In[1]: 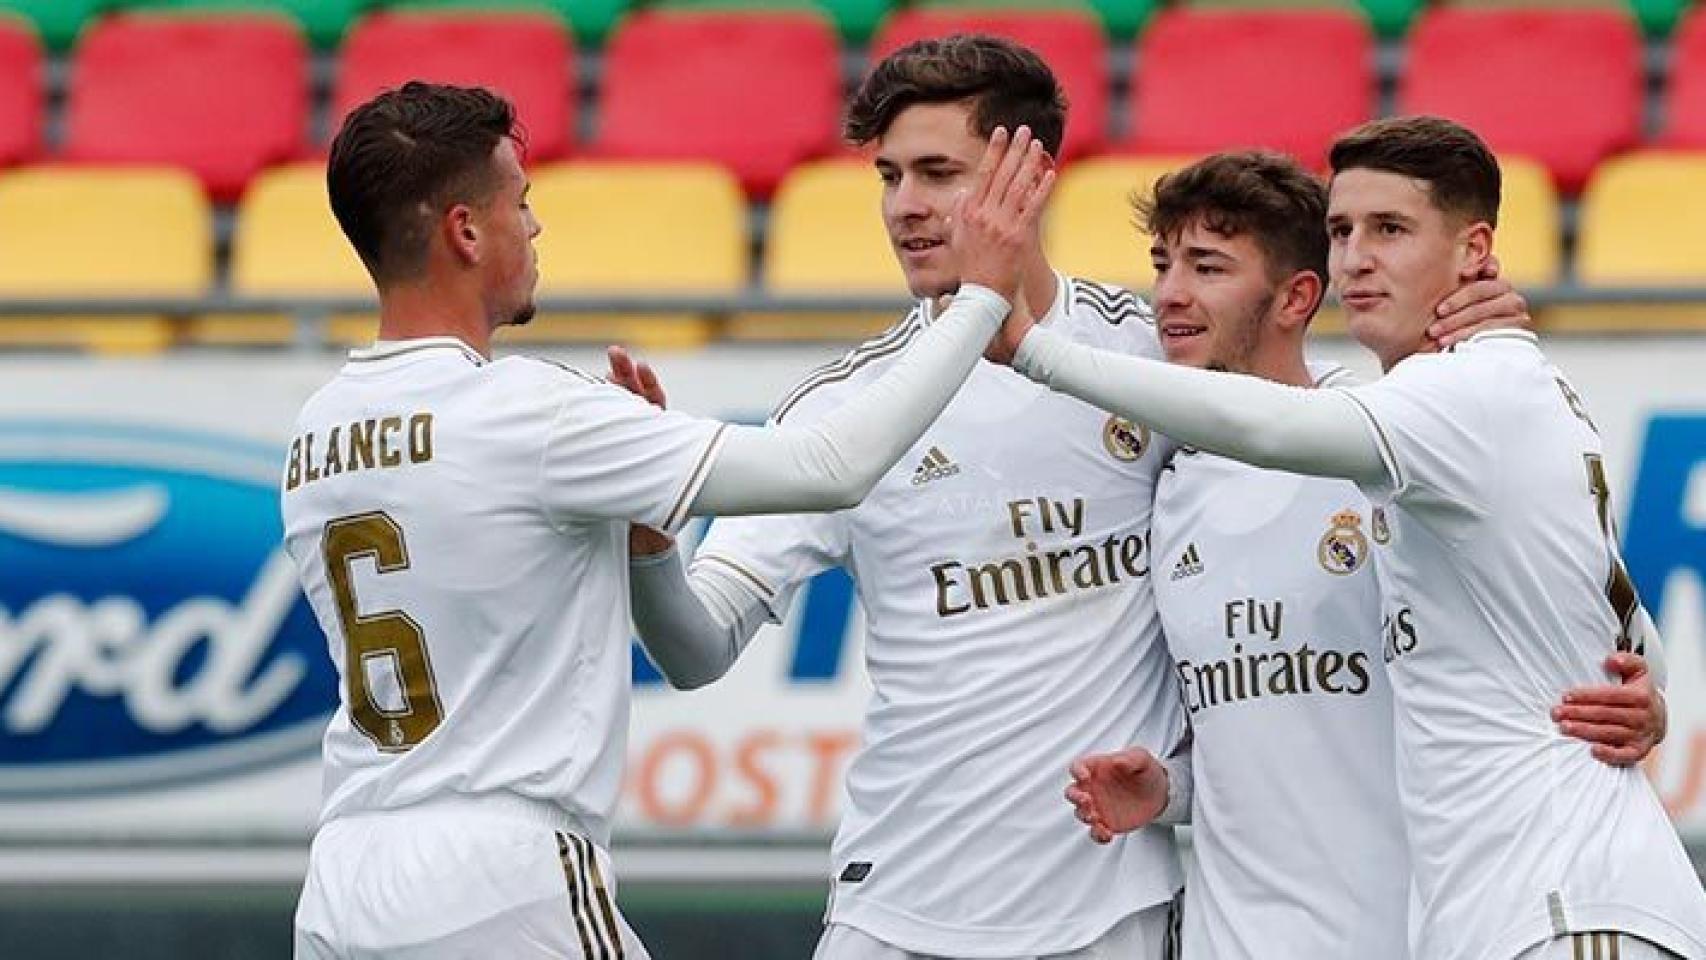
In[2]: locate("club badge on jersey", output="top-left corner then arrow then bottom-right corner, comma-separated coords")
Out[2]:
1102,415 -> 1149,462
1317,509 -> 1370,576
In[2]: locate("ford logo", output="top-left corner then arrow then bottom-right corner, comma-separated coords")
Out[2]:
0,422 -> 336,796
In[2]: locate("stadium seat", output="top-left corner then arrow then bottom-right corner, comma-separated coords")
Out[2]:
1492,156 -> 1562,288
117,0 -> 367,47
870,7 -> 1109,159
764,159 -> 895,293
386,0 -> 624,47
1446,0 -> 1690,37
1629,0 -> 1691,35
511,161 -> 746,346
656,0 -> 890,43
62,13 -> 308,203
921,0 -> 1157,42
1186,0 -> 1420,38
1663,7 -> 1706,145
0,19 -> 42,167
595,10 -> 840,197
188,162 -> 375,345
0,0 -> 103,51
1126,9 -> 1373,171
1575,152 -> 1706,286
0,166 -> 210,352
1044,155 -> 1192,291
1399,7 -> 1642,194
333,11 -> 574,160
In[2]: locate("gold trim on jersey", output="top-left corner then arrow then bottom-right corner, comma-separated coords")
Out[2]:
347,337 -> 485,366
1340,391 -> 1405,490
663,424 -> 730,532
695,553 -> 778,604
771,307 -> 926,423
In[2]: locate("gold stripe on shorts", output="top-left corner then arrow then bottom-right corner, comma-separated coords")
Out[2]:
568,833 -> 626,960
557,832 -> 603,960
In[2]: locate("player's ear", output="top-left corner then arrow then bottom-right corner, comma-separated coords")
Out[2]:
1458,221 -> 1494,280
445,204 -> 480,266
1276,268 -> 1325,332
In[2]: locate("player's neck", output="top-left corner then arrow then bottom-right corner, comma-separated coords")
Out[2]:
1247,334 -> 1315,388
374,283 -> 493,358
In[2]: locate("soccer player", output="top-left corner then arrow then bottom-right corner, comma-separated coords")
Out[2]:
282,81 -> 1052,959
996,118 -> 1706,959
1061,151 -> 1668,959
617,43 -> 1527,960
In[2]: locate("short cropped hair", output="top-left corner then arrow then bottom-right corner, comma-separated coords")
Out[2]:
1139,151 -> 1329,284
1328,115 -> 1502,226
844,35 -> 1068,158
327,81 -> 520,283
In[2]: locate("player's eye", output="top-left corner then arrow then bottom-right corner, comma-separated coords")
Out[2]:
1379,221 -> 1405,236
1196,263 -> 1224,276
878,170 -> 900,186
1328,223 -> 1351,240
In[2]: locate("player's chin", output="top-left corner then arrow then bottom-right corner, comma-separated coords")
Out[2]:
903,267 -> 957,301
509,303 -> 538,327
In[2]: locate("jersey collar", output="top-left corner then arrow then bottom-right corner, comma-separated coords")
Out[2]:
349,336 -> 487,366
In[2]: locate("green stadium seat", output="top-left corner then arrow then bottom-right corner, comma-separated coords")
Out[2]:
922,0 -> 1156,42
118,0 -> 368,47
656,0 -> 889,43
383,0 -> 624,45
1355,0 -> 1423,38
0,0 -> 105,51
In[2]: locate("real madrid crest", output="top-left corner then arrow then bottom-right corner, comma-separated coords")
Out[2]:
1318,509 -> 1369,576
1102,415 -> 1149,462
1371,506 -> 1391,545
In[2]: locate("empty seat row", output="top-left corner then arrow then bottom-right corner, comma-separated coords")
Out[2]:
0,153 -> 1697,302
7,6 -> 1706,199
3,0 -> 1699,51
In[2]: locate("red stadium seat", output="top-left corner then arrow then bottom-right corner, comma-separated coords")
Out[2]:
1125,8 -> 1373,170
595,10 -> 840,197
62,13 -> 308,202
333,11 -> 575,160
1400,7 -> 1642,193
0,19 -> 42,166
1663,7 -> 1706,146
870,8 -> 1109,159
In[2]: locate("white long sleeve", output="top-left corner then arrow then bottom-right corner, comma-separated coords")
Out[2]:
1013,324 -> 1390,487
688,285 -> 1008,517
628,543 -> 770,690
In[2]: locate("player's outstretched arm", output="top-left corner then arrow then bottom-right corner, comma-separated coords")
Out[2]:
629,542 -> 770,689
1554,650 -> 1668,767
687,127 -> 1055,517
1002,327 -> 1390,486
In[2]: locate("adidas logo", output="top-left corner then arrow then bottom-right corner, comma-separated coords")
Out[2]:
911,446 -> 961,486
1171,543 -> 1205,580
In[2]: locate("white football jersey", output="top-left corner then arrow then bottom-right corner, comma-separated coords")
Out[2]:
696,276 -> 1186,957
281,337 -> 725,846
1340,330 -> 1706,960
1153,367 -> 1409,960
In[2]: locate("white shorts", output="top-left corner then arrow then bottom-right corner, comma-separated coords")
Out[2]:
294,806 -> 648,960
812,896 -> 1181,960
1513,932 -> 1680,960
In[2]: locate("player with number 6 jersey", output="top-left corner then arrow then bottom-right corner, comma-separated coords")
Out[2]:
283,83 -> 1052,959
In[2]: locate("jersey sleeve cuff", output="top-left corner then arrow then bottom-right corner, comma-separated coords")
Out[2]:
661,423 -> 730,533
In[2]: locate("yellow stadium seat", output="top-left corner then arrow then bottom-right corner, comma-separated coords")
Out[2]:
1492,155 -> 1562,288
514,160 -> 748,349
1576,152 -> 1706,286
0,165 -> 210,352
196,161 -> 377,346
1045,156 -> 1194,293
746,158 -> 899,340
1552,151 -> 1706,330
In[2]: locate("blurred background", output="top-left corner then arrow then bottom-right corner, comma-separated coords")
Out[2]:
0,0 -> 1703,956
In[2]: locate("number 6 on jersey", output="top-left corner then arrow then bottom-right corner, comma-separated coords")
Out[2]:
322,512 -> 444,751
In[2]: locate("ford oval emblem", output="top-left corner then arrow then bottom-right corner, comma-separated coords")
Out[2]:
0,421 -> 336,796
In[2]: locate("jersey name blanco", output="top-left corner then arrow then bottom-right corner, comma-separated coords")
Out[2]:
1154,409 -> 1409,960
281,338 -> 724,846
1341,330 -> 1706,960
696,277 -> 1185,956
